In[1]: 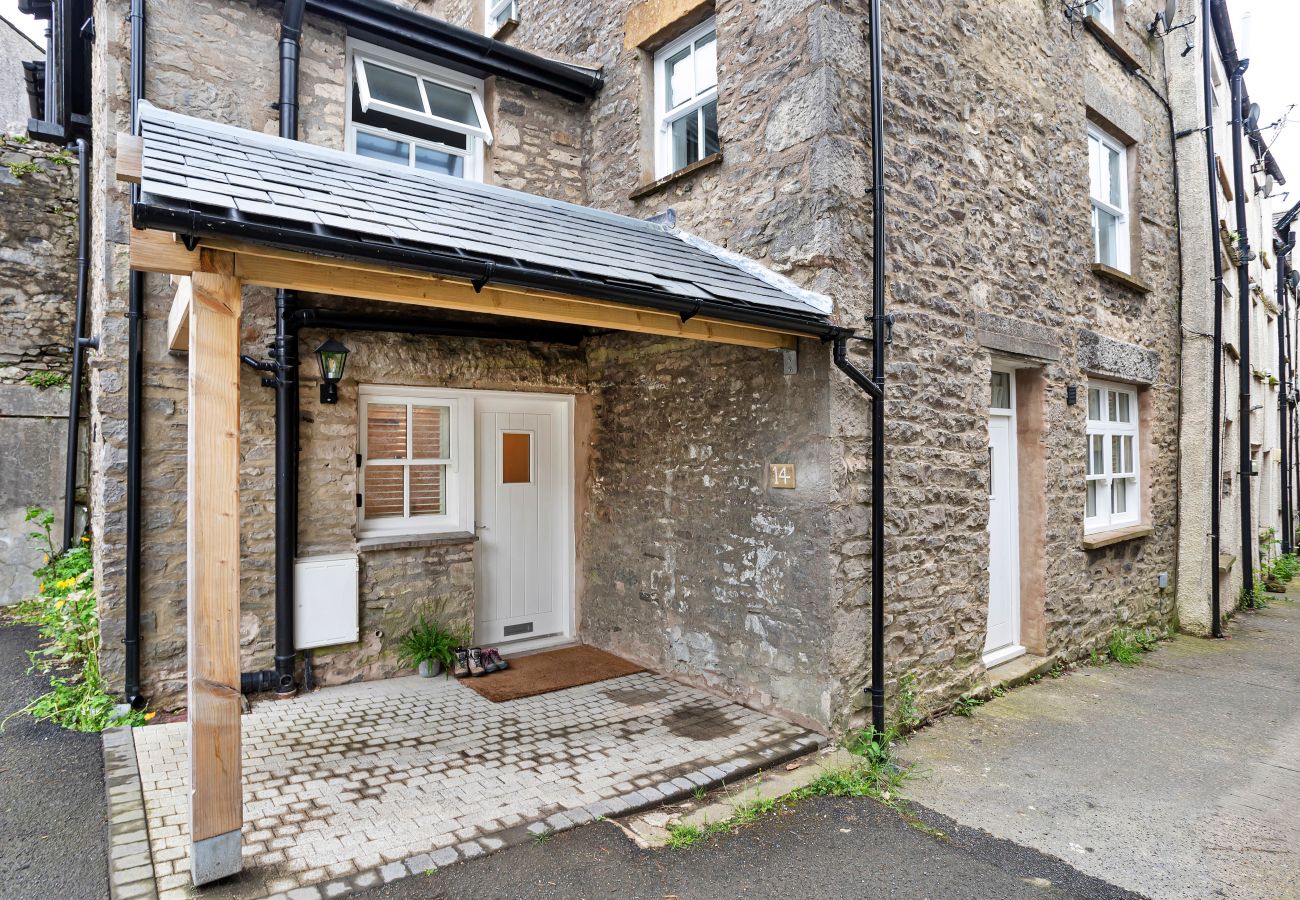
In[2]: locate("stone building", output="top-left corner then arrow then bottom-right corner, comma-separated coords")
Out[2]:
20,0 -> 1264,736
1171,0 -> 1295,635
0,13 -> 42,134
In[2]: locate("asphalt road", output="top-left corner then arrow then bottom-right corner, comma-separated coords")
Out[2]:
0,622 -> 110,900
356,794 -> 1135,900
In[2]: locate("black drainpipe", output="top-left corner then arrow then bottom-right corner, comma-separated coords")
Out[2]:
1277,232 -> 1295,553
1202,0 -> 1225,637
830,0 -> 889,737
62,136 -> 96,550
123,0 -> 146,708
243,0 -> 308,697
1228,60 -> 1254,600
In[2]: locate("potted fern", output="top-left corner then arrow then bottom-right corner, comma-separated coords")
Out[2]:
397,612 -> 463,677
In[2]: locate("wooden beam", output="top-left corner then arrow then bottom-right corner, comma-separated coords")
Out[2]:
186,269 -> 243,886
168,277 -> 192,352
115,132 -> 144,184
130,228 -> 200,274
130,230 -> 800,349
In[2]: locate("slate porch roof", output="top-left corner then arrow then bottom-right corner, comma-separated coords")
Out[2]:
131,102 -> 837,337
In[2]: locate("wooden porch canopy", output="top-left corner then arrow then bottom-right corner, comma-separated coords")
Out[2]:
116,102 -> 838,884
120,102 -> 837,352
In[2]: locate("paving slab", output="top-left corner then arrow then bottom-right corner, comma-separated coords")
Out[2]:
900,601 -> 1300,900
125,670 -> 818,898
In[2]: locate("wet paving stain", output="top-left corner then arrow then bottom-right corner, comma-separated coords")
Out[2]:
662,703 -> 742,740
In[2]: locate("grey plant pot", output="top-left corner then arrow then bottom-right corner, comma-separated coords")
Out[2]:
418,659 -> 442,678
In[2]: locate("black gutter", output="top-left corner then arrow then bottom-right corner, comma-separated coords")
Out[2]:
1202,0 -> 1225,637
61,136 -> 94,550
130,202 -> 836,340
123,0 -> 145,708
829,0 -> 888,737
1277,231 -> 1295,553
1229,60 -> 1255,601
289,309 -> 585,345
303,0 -> 602,103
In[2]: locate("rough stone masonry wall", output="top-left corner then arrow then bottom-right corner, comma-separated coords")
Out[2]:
0,137 -> 80,604
814,0 -> 1184,722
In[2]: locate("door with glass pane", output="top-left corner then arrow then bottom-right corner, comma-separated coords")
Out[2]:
985,369 -> 1024,667
473,395 -> 572,648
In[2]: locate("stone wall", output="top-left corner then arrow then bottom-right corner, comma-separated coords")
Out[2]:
0,137 -> 79,604
0,18 -> 41,135
85,0 -> 1188,728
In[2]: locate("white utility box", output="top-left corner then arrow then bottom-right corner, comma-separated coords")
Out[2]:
294,553 -> 359,650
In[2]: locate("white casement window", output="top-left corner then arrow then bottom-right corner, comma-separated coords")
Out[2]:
1088,125 -> 1131,272
346,40 -> 491,181
653,19 -> 719,178
358,387 -> 474,536
1085,0 -> 1116,29
1085,381 -> 1141,533
486,0 -> 519,35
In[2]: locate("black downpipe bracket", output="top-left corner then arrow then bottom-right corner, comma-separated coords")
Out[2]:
1202,0 -> 1225,637
1229,60 -> 1254,600
1278,234 -> 1294,554
62,136 -> 92,550
123,0 -> 146,709
829,0 -> 888,737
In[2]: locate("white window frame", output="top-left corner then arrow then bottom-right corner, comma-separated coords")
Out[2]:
1084,380 -> 1141,534
485,0 -> 519,35
357,385 -> 475,537
653,18 -> 719,179
345,39 -> 491,182
1085,0 -> 1116,30
1088,124 -> 1131,273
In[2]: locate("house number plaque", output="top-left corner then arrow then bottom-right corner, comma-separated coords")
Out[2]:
769,463 -> 796,489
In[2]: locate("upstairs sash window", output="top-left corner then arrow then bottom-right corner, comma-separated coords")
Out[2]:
1089,125 -> 1131,272
654,19 -> 720,178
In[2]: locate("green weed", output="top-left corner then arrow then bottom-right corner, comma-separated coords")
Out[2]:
2,508 -> 148,732
951,692 -> 983,717
891,672 -> 923,732
23,371 -> 67,390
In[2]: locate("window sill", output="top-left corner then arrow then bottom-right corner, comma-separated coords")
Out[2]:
492,18 -> 519,41
1092,263 -> 1151,294
1082,16 -> 1142,72
1082,523 -> 1153,550
630,151 -> 723,201
355,531 -> 478,553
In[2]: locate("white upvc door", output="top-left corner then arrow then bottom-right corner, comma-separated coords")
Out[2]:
473,394 -> 573,649
985,369 -> 1024,668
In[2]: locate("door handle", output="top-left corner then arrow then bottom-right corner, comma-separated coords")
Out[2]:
475,523 -> 488,530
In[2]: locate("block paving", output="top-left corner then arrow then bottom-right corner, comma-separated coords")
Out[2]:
121,672 -> 821,899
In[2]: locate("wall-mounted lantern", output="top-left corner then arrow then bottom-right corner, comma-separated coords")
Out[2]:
315,338 -> 350,404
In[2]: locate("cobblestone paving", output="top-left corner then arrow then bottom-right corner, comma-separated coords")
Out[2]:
131,672 -> 816,898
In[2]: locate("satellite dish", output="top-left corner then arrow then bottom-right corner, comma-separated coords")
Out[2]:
1266,174 -> 1276,197
1164,0 -> 1178,25
1246,103 -> 1262,134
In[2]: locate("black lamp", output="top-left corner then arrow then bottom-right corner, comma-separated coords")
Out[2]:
315,338 -> 350,404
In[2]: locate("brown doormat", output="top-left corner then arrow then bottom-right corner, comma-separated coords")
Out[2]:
459,645 -> 644,702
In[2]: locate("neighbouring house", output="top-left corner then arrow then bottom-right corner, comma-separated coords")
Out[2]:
1172,0 -> 1295,634
0,11 -> 83,605
13,0 -> 1300,883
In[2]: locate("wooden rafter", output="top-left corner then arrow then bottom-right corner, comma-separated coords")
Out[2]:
128,228 -> 799,350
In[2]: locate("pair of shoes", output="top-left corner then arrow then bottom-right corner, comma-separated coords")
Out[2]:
453,646 -> 509,678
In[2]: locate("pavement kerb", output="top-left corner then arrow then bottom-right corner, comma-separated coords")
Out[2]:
102,725 -> 159,900
617,746 -> 859,848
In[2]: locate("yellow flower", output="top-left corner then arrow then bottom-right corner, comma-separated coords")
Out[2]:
144,711 -> 157,721
43,554 -> 48,564
39,581 -> 44,593
55,599 -> 64,609
80,536 -> 89,543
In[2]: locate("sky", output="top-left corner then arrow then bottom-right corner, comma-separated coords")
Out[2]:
0,0 -> 1295,186
0,0 -> 41,44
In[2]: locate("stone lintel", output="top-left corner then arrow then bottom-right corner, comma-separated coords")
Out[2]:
975,312 -> 1060,363
1084,74 -> 1147,145
0,383 -> 70,418
624,0 -> 713,49
1078,329 -> 1160,385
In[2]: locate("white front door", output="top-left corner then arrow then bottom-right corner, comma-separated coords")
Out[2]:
473,395 -> 572,648
985,369 -> 1024,668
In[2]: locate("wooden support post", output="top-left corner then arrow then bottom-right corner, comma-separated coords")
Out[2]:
186,256 -> 243,886
168,276 -> 192,352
